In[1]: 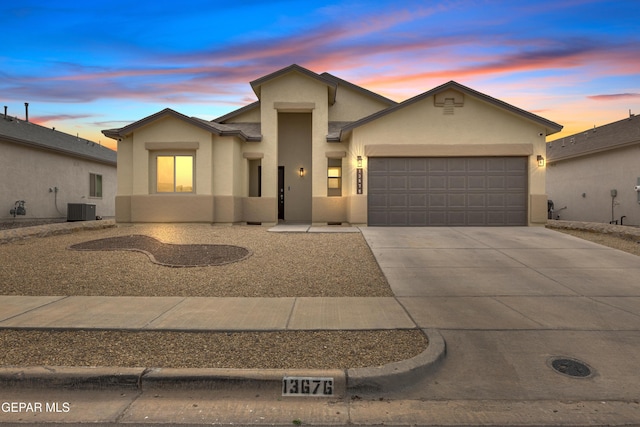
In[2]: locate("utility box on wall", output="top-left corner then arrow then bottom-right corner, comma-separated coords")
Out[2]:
67,203 -> 96,221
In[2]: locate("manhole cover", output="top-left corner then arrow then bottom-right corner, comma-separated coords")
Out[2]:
550,357 -> 592,377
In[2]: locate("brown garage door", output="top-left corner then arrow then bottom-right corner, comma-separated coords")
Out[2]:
368,157 -> 528,226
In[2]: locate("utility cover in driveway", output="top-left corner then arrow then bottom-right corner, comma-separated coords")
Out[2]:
368,157 -> 528,226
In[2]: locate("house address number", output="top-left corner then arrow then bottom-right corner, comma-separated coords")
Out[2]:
282,377 -> 334,396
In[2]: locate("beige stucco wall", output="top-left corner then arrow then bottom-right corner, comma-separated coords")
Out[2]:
116,114 -> 246,223
547,144 -> 640,226
259,71 -> 330,223
1,140 -> 116,219
328,84 -> 392,121
349,92 -> 549,225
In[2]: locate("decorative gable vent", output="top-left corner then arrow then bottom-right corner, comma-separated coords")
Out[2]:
434,89 -> 464,116
443,98 -> 455,115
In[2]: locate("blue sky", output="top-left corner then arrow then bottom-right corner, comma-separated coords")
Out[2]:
2,0 -> 639,151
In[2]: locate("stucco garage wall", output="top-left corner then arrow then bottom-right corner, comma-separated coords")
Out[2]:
349,93 -> 548,225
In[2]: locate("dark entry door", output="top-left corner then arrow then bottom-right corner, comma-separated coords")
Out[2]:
278,166 -> 285,220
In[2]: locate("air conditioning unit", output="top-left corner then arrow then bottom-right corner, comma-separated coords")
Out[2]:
67,203 -> 96,222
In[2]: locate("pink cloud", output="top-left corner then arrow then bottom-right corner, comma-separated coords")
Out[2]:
588,93 -> 640,101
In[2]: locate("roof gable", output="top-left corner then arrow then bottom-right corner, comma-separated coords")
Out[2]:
249,64 -> 337,104
0,115 -> 116,165
102,108 -> 261,141
338,81 -> 563,141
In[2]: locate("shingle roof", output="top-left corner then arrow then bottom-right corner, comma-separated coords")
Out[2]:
0,115 -> 116,165
547,114 -> 640,163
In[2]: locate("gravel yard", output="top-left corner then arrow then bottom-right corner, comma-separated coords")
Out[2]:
0,224 -> 391,297
0,223 -> 421,369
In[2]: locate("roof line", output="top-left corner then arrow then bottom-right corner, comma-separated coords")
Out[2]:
3,133 -> 116,166
102,108 -> 259,141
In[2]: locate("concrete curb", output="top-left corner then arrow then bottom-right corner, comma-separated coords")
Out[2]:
0,330 -> 445,395
347,328 -> 446,392
0,219 -> 116,244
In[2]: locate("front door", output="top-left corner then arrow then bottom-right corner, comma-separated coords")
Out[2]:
278,166 -> 285,220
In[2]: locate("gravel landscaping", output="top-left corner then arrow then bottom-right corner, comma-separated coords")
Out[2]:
0,329 -> 427,369
0,223 -> 420,369
0,224 -> 391,297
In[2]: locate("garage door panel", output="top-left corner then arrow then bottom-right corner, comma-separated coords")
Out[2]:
507,175 -> 526,190
429,194 -> 446,208
429,158 -> 448,172
487,176 -> 506,190
368,194 -> 388,209
448,194 -> 466,208
409,158 -> 427,172
448,158 -> 466,172
368,157 -> 527,226
369,175 -> 389,191
429,176 -> 447,189
388,158 -> 407,172
448,176 -> 466,190
468,211 -> 487,225
410,194 -> 427,208
409,176 -> 427,190
468,194 -> 486,208
468,176 -> 486,189
487,194 -> 506,208
389,194 -> 408,208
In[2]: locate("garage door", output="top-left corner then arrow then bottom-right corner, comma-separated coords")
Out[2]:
368,157 -> 528,226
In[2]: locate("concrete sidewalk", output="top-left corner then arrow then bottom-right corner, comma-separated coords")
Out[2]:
0,296 -> 416,331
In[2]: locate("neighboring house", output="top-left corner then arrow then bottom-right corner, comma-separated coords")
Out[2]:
1,109 -> 117,220
546,114 -> 640,226
103,64 -> 561,226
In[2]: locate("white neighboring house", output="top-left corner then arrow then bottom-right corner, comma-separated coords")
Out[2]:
0,110 -> 116,221
546,114 -> 640,226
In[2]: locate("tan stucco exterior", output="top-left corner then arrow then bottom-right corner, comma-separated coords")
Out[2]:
104,64 -> 561,226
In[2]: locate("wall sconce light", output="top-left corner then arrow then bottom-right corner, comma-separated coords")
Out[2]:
299,167 -> 305,177
357,155 -> 363,168
537,155 -> 545,167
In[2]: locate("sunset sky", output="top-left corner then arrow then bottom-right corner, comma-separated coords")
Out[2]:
2,0 -> 639,151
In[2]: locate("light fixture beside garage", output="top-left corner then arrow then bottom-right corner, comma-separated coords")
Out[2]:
299,167 -> 305,177
357,155 -> 363,168
537,155 -> 545,167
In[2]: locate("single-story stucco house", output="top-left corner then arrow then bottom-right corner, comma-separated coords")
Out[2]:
1,106 -> 116,220
103,64 -> 562,226
546,114 -> 640,226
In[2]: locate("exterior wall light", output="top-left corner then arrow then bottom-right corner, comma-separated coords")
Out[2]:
299,167 -> 305,177
537,155 -> 545,167
357,155 -> 363,168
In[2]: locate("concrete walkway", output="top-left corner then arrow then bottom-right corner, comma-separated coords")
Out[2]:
0,296 -> 415,331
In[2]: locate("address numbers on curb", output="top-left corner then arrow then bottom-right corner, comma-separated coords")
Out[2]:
282,377 -> 334,396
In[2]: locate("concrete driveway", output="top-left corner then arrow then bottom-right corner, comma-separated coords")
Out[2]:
360,227 -> 640,403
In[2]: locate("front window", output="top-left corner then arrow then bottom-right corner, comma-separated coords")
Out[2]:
327,158 -> 342,197
156,155 -> 194,193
